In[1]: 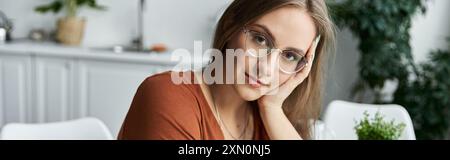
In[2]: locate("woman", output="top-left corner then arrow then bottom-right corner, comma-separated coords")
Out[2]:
118,0 -> 335,140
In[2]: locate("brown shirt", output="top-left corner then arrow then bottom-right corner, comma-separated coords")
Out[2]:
118,71 -> 269,140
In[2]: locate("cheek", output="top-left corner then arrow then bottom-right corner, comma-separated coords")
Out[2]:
230,33 -> 255,73
277,74 -> 292,86
233,53 -> 245,71
234,56 -> 259,86
227,32 -> 246,50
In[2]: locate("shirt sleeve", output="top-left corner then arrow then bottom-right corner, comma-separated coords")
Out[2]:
118,73 -> 202,140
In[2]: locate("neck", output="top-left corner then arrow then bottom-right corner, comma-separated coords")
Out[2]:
210,84 -> 249,117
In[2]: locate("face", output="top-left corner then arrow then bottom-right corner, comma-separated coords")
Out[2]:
227,6 -> 318,101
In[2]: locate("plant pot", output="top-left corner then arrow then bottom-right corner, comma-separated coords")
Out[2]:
56,17 -> 85,46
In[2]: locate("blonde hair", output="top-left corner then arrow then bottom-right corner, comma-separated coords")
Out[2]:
212,0 -> 336,139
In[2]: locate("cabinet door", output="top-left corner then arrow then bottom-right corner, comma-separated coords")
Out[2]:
35,57 -> 74,123
76,60 -> 171,136
0,54 -> 32,127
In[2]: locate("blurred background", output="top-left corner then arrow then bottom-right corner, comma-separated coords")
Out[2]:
0,0 -> 448,140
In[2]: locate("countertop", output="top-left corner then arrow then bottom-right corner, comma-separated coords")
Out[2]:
0,41 -> 208,66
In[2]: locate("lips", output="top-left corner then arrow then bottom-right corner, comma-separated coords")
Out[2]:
245,72 -> 269,88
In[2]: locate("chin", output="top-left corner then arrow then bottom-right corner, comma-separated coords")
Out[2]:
233,84 -> 264,101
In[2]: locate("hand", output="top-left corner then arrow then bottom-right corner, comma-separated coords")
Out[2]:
258,35 -> 321,109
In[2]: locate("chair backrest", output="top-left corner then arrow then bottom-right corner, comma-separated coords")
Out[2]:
0,117 -> 114,140
323,100 -> 416,140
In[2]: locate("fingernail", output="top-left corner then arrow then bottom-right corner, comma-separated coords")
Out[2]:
315,35 -> 321,45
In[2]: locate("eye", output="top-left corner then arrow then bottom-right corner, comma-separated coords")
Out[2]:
251,32 -> 268,47
281,51 -> 302,62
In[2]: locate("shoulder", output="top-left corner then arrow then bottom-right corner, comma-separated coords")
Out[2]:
137,71 -> 200,108
119,71 -> 204,139
141,71 -> 197,92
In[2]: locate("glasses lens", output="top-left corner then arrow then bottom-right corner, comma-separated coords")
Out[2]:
279,51 -> 307,73
243,27 -> 308,74
245,30 -> 270,57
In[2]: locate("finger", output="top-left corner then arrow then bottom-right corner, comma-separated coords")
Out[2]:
280,76 -> 299,94
266,75 -> 296,97
310,35 -> 320,63
270,35 -> 321,95
292,35 -> 321,84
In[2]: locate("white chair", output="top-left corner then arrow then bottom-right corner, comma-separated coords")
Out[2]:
322,100 -> 416,140
0,117 -> 114,140
311,120 -> 337,140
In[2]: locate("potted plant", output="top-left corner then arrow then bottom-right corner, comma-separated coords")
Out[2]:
35,0 -> 106,45
354,111 -> 406,140
328,0 -> 428,103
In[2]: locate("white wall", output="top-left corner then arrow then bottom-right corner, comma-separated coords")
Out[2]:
323,28 -> 360,110
410,0 -> 450,63
0,0 -> 231,50
143,0 -> 231,51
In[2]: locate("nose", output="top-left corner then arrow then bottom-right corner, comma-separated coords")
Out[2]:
256,49 -> 279,78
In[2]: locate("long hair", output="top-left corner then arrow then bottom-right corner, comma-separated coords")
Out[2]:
212,0 -> 336,139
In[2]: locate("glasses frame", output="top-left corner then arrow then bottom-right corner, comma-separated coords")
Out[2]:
242,26 -> 314,74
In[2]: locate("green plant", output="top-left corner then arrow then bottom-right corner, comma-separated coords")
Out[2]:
35,0 -> 106,17
393,43 -> 450,139
328,0 -> 427,103
355,111 -> 406,140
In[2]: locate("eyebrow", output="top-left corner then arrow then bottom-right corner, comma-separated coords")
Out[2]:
252,23 -> 306,56
252,23 -> 277,44
285,47 -> 306,56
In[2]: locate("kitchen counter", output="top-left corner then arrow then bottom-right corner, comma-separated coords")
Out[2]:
0,41 -> 208,66
0,41 -> 209,134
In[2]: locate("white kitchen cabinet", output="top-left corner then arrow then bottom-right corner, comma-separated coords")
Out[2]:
34,57 -> 74,123
0,42 -> 204,137
0,53 -> 32,128
76,60 -> 171,135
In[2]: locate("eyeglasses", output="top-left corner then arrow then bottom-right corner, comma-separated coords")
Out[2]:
243,25 -> 312,74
